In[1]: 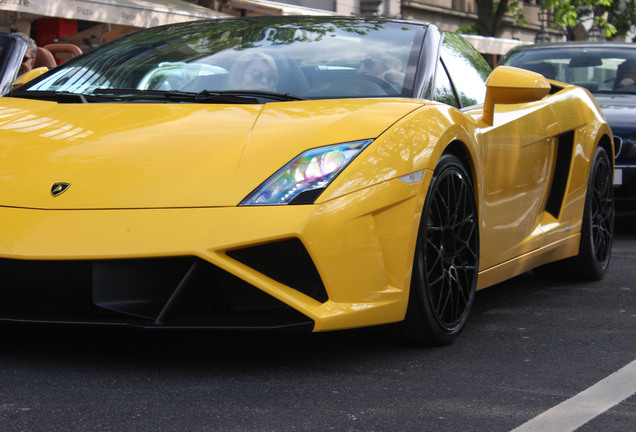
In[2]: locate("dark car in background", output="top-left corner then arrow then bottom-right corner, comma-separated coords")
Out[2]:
501,42 -> 636,215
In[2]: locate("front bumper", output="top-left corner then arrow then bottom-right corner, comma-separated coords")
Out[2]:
0,176 -> 428,331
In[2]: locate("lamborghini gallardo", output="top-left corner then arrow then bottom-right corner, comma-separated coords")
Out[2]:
1,17 -> 614,345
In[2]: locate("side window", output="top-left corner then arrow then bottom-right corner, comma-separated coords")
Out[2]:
433,59 -> 459,108
440,33 -> 491,107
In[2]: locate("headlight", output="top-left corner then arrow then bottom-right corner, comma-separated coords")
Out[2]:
240,139 -> 373,206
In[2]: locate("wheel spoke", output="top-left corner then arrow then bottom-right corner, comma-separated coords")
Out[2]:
423,167 -> 478,330
436,277 -> 451,320
590,156 -> 614,266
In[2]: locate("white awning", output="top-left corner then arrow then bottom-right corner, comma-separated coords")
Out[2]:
0,0 -> 229,28
461,34 -> 532,56
228,0 -> 341,16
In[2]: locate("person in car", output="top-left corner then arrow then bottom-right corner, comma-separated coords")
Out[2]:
357,51 -> 405,89
14,32 -> 37,76
227,52 -> 279,92
616,59 -> 636,89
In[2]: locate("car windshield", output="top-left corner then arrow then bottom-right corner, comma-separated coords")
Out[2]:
503,46 -> 636,94
16,17 -> 424,101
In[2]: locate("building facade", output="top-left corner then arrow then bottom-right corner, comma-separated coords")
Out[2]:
0,0 -> 585,57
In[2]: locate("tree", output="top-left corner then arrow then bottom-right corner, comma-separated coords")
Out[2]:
474,0 -> 510,37
602,0 -> 636,39
541,0 -> 636,40
469,0 -> 526,37
469,0 -> 634,40
196,0 -> 223,11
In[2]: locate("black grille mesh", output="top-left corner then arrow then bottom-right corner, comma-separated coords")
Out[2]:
0,257 -> 312,329
226,239 -> 329,303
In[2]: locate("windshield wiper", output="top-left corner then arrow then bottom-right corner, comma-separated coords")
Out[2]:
92,89 -> 304,103
8,90 -> 111,103
91,88 -> 250,103
8,88 -> 305,104
208,90 -> 305,102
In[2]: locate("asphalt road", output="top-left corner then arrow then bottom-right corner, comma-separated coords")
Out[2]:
0,219 -> 634,432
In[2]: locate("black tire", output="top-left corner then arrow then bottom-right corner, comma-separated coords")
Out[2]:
534,146 -> 614,280
391,154 -> 479,346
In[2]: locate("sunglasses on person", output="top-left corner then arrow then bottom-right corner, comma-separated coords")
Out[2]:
361,58 -> 376,69
249,68 -> 277,83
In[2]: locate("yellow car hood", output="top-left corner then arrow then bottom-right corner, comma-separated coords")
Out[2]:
0,98 -> 421,209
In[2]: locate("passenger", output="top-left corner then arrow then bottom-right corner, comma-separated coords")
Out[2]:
14,31 -> 37,76
357,51 -> 405,89
227,52 -> 279,92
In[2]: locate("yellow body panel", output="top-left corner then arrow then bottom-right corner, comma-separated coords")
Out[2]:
0,98 -> 421,209
0,73 -> 612,331
0,179 -> 425,331
473,84 -> 612,288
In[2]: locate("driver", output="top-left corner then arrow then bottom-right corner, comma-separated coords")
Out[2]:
357,51 -> 405,89
227,52 -> 279,92
616,59 -> 636,89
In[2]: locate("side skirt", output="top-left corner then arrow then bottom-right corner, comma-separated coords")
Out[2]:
476,234 -> 580,290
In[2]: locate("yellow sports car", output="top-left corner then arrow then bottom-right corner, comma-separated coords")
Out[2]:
2,17 -> 614,345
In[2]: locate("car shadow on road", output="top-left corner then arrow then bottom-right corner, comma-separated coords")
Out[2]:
0,273 -> 566,369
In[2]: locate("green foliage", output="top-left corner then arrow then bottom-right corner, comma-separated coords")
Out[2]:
507,0 -> 527,26
478,0 -> 633,40
457,23 -> 478,34
599,0 -> 635,40
540,0 -> 635,40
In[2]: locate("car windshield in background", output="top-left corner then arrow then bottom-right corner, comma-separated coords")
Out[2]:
504,46 -> 636,94
15,18 -> 424,101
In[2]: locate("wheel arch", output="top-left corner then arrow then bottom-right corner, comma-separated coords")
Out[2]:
441,140 -> 480,212
443,141 -> 475,184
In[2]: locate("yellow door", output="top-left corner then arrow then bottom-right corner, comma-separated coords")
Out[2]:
477,102 -> 558,269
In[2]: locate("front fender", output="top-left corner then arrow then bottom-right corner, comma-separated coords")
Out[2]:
319,103 -> 480,203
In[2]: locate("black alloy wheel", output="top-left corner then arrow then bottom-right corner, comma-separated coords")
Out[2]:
589,148 -> 614,270
577,146 -> 614,279
392,154 -> 479,346
534,145 -> 614,280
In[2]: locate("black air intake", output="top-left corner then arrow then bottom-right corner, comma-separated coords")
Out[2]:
226,238 -> 329,303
